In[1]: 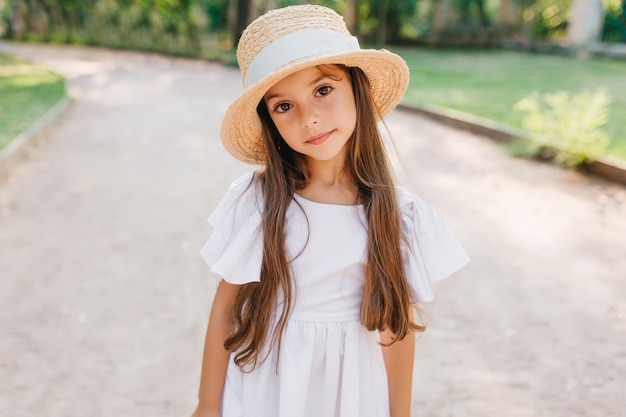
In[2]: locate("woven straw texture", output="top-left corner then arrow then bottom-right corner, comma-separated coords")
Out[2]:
221,4 -> 409,165
237,6 -> 351,82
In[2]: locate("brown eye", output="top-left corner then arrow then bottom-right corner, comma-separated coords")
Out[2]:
316,86 -> 332,96
274,103 -> 292,113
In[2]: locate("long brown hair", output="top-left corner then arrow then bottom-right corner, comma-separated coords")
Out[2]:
224,65 -> 424,370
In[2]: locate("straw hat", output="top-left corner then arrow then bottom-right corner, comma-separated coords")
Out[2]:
221,4 -> 409,164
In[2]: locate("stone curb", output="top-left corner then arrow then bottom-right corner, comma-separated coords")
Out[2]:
397,102 -> 626,186
0,96 -> 71,183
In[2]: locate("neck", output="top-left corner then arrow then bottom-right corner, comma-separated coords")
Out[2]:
307,158 -> 345,186
301,154 -> 358,205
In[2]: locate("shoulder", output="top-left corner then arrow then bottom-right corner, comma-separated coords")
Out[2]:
208,171 -> 263,227
225,171 -> 261,198
201,171 -> 265,284
394,186 -> 469,300
395,186 -> 443,235
395,186 -> 429,211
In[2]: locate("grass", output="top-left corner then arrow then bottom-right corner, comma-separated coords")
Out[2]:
389,47 -> 626,160
0,54 -> 65,151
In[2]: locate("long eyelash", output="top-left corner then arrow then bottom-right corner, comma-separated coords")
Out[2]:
272,103 -> 287,113
318,85 -> 333,95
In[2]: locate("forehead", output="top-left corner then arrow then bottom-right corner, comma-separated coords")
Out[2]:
264,65 -> 343,98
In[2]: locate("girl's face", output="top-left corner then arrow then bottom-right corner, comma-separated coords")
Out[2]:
264,65 -> 357,164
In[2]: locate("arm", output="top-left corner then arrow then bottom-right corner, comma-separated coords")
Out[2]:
380,309 -> 416,417
191,280 -> 241,417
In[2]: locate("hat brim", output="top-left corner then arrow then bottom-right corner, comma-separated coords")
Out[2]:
220,48 -> 409,165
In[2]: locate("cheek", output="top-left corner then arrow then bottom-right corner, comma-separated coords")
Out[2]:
269,113 -> 287,133
333,85 -> 357,125
270,116 -> 299,146
272,118 -> 291,137
343,98 -> 357,133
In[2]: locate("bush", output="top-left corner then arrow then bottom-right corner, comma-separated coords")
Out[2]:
602,0 -> 626,43
1,0 -> 213,55
513,90 -> 612,167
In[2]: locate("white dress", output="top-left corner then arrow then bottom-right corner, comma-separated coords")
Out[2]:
201,172 -> 469,417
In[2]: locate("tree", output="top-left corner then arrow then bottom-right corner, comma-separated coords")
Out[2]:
567,0 -> 604,55
264,0 -> 276,12
375,0 -> 389,46
181,0 -> 201,51
343,0 -> 358,35
230,0 -> 252,46
371,0 -> 418,44
498,0 -> 521,37
474,0 -> 489,27
431,0 -> 454,34
8,0 -> 25,37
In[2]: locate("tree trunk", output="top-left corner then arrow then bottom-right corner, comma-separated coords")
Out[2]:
9,0 -> 25,38
620,0 -> 626,34
344,0 -> 359,35
431,0 -> 453,34
376,0 -> 389,46
474,0 -> 489,27
567,0 -> 604,57
387,8 -> 402,42
264,0 -> 277,12
498,0 -> 519,23
248,1 -> 260,22
498,0 -> 520,37
457,0 -> 471,24
520,6 -> 536,48
231,0 -> 252,47
181,0 -> 201,51
42,0 -> 66,37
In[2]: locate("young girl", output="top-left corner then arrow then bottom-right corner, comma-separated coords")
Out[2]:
191,5 -> 468,417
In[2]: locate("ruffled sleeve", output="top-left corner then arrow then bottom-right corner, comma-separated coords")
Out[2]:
200,172 -> 264,284
397,187 -> 469,302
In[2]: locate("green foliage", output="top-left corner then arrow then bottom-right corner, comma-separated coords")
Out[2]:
532,0 -> 571,40
514,90 -> 612,166
1,0 -> 224,55
347,0 -> 421,42
5,0 -> 623,49
395,47 -> 626,160
524,0 -> 626,42
454,0 -> 490,25
0,54 -> 65,150
201,0 -> 228,31
602,0 -> 626,43
0,0 -> 8,36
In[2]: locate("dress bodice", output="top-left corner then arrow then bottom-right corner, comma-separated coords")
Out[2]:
285,194 -> 367,322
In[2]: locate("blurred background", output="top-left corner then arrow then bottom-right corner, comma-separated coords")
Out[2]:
1,2 -> 625,417
1,0 -> 625,165
1,0 -> 625,52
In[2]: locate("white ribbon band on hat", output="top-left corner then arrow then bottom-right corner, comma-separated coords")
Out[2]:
243,29 -> 361,89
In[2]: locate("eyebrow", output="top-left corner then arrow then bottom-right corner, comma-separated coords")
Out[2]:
265,75 -> 331,102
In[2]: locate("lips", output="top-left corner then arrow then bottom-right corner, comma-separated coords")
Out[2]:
306,130 -> 334,145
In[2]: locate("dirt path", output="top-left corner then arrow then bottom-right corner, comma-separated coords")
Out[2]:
0,42 -> 624,417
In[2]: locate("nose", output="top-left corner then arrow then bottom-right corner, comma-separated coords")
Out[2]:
299,105 -> 319,128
